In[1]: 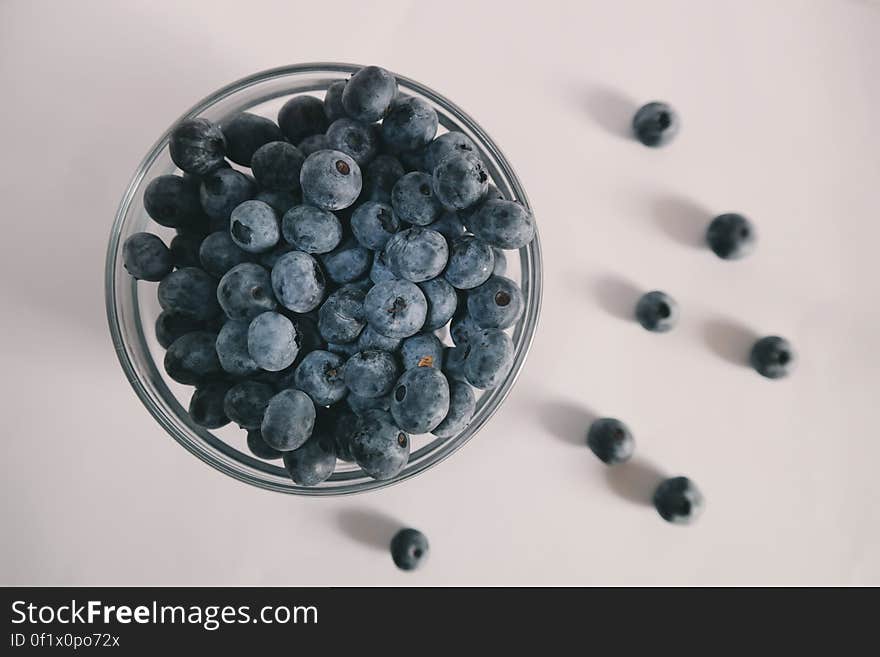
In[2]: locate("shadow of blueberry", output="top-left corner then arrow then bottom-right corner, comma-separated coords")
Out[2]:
336,508 -> 401,552
577,84 -> 639,140
651,195 -> 711,249
593,275 -> 642,322
702,317 -> 759,367
539,400 -> 597,447
604,458 -> 667,507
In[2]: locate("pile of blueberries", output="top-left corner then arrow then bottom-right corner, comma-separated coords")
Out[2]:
122,65 -> 536,489
583,102 -> 797,525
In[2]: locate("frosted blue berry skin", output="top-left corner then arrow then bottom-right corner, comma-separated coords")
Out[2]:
442,344 -> 469,383
632,102 -> 679,147
198,231 -> 252,278
344,350 -> 400,399
463,328 -> 514,390
444,236 -> 495,290
400,333 -> 444,370
323,80 -> 347,123
470,199 -> 536,249
360,154 -> 405,204
432,380 -> 476,438
350,409 -> 410,480
283,432 -> 337,486
459,183 -> 505,226
381,96 -> 438,153
229,200 -> 280,254
384,227 -> 449,283
293,350 -> 347,406
169,232 -> 205,269
223,380 -> 275,429
169,117 -> 227,175
369,250 -> 396,285
390,366 -> 450,434
426,211 -> 468,242
199,168 -> 255,222
467,276 -> 524,330
247,429 -> 283,460
271,251 -> 326,313
300,150 -> 362,212
297,134 -> 330,157
706,213 -> 756,260
281,205 -> 342,255
342,66 -> 398,123
326,118 -> 379,166
261,389 -> 315,452
391,172 -> 444,226
390,528 -> 429,571
419,278 -> 457,331
364,279 -> 428,339
144,174 -> 204,230
432,152 -> 488,211
123,232 -> 173,281
216,263 -> 276,321
215,319 -> 260,377
320,236 -> 372,284
164,331 -> 222,385
653,477 -> 703,524
635,291 -> 679,333
189,381 -> 232,429
351,201 -> 399,250
158,267 -> 221,321
424,132 -> 478,173
247,311 -> 299,372
357,325 -> 403,353
347,392 -> 392,416
155,311 -> 204,349
750,336 -> 795,379
587,418 -> 635,464
318,285 -> 367,344
251,141 -> 306,192
221,112 -> 282,167
278,95 -> 327,143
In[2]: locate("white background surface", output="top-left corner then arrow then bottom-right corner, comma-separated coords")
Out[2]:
2,0 -> 878,586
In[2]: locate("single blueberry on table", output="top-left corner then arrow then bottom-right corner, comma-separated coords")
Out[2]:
344,350 -> 400,399
358,324 -> 402,353
426,211 -> 467,242
750,336 -> 795,379
470,199 -> 536,250
467,275 -> 524,330
199,168 -> 255,222
653,476 -> 703,524
419,278 -> 457,331
300,149 -> 362,211
432,151 -> 488,211
283,432 -> 337,486
297,133 -> 330,157
350,409 -> 410,480
342,66 -> 398,123
635,291 -> 678,332
323,80 -> 347,123
351,201 -> 399,250
348,392 -> 393,416
250,141 -> 306,192
318,285 -> 367,344
215,319 -> 260,376
491,247 -> 507,276
169,231 -> 205,269
216,262 -> 276,321
158,267 -> 220,320
391,366 -> 450,434
123,232 -> 173,281
390,528 -> 429,571
586,418 -> 635,464
632,102 -> 679,147
188,381 -> 232,429
464,328 -> 514,389
221,112 -> 282,166
364,279 -> 427,339
706,213 -> 756,260
319,235 -> 372,284
169,117 -> 227,175
400,333 -> 444,370
198,231 -> 252,278
444,236 -> 495,290
248,311 -> 299,372
277,95 -> 328,144
155,311 -> 204,349
164,331 -> 222,385
261,388 -> 316,451
144,174 -> 204,230
369,250 -> 397,285
293,350 -> 347,406
271,251 -> 325,313
223,380 -> 275,429
432,380 -> 476,438
384,227 -> 449,283
381,96 -> 439,153
392,171 -> 444,226
281,204 -> 342,255
247,429 -> 283,460
424,132 -> 478,173
326,118 -> 379,166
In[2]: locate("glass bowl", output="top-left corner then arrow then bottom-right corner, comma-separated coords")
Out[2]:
105,63 -> 543,495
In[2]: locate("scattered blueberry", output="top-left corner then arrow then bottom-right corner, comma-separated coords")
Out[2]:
653,476 -> 703,524
586,418 -> 635,464
400,333 -> 444,370
300,149 -> 362,211
158,267 -> 220,320
344,350 -> 400,398
199,168 -> 255,222
281,204 -> 342,255
390,528 -> 429,571
635,291 -> 678,332
246,429 -> 282,460
198,231 -> 252,277
144,174 -> 204,230
381,96 -> 438,153
632,102 -> 679,147
278,95 -> 328,144
750,336 -> 795,379
283,432 -> 337,486
248,311 -> 299,371
169,117 -> 227,175
467,275 -> 524,329
706,213 -> 756,260
319,235 -> 372,284
432,380 -> 476,438
342,66 -> 398,123
350,409 -> 410,480
188,381 -> 232,429
351,201 -> 399,250
463,328 -> 514,389
326,118 -> 379,166
444,236 -> 495,290
391,366 -> 450,433
216,262 -> 276,321
424,132 -> 478,173
318,285 -> 367,344
470,199 -> 535,249
293,350 -> 347,406
364,279 -> 427,339
224,380 -> 275,429
221,112 -> 282,166
251,141 -> 306,192
392,171 -> 444,226
384,227 -> 449,283
432,151 -> 488,211
123,232 -> 173,281
215,319 -> 260,376
260,388 -> 315,451
164,331 -> 222,384
271,250 -> 325,313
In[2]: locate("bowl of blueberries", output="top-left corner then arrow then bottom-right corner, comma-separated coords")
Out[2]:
106,63 -> 542,495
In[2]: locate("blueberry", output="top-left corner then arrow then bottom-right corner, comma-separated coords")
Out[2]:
164,331 -> 222,384
632,102 -> 679,147
326,118 -> 379,166
450,310 -> 480,346
122,232 -> 173,281
319,236 -> 371,284
458,184 -> 505,225
329,406 -> 358,461
343,350 -> 400,399
400,333 -> 443,370
381,96 -> 438,153
444,236 -> 495,290
318,285 -> 366,343
216,262 -> 276,321
464,328 -> 514,389
288,314 -> 325,365
418,278 -> 457,331
300,150 -> 362,211
258,242 -> 297,269
158,267 -> 220,320
432,380 -> 476,438
347,392 -> 392,416
491,247 -> 507,276
248,311 -> 299,371
169,117 -> 226,175
369,250 -> 396,284
271,251 -> 325,313
750,336 -> 795,379
251,141 -> 306,192
221,112 -> 282,166
327,341 -> 361,358
277,95 -> 328,143
432,152 -> 488,211
470,199 -> 535,249
390,528 -> 429,571
341,66 -> 398,123
199,168 -> 255,222
426,211 -> 467,242
351,201 -> 399,250
384,227 -> 448,283
323,80 -> 347,122
215,319 -> 260,376
364,279 -> 427,339
260,389 -> 315,451
144,174 -> 204,230
188,381 -> 232,429
467,275 -> 524,329
293,350 -> 347,406
169,231 -> 205,269
586,418 -> 635,464
358,324 -> 403,352
223,380 -> 275,429
442,345 -> 468,382
653,476 -> 703,524
391,172 -> 443,226
281,204 -> 342,255
350,409 -> 409,480
635,291 -> 678,332
155,311 -> 204,349
255,190 -> 300,218
283,432 -> 337,486
230,200 -> 279,254
391,367 -> 450,433
424,132 -> 478,173
397,147 -> 427,173
246,429 -> 282,460
706,213 -> 756,260
358,154 -> 404,205
198,231 -> 251,277
297,134 -> 330,157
